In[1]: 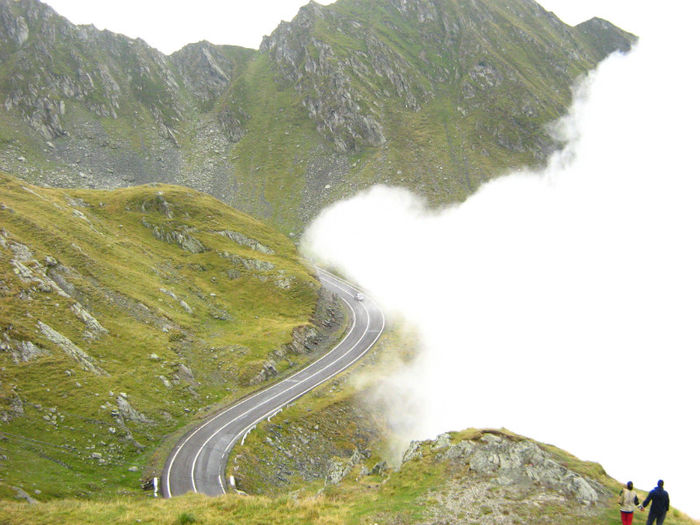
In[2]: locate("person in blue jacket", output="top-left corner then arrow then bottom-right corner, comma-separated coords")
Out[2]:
641,479 -> 670,525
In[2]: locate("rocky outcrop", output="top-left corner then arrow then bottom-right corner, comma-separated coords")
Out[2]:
261,3 -> 387,153
0,336 -> 47,363
36,320 -> 107,375
326,448 -> 365,485
114,393 -> 151,424
0,0 -> 182,139
232,401 -> 380,493
0,389 -> 24,423
215,230 -> 274,255
141,193 -> 173,219
260,0 -> 634,156
159,288 -> 194,314
217,251 -> 275,272
402,430 -> 611,523
286,325 -> 319,355
141,219 -> 207,253
171,42 -> 234,109
249,361 -> 278,386
70,302 -> 108,339
1,229 -> 70,297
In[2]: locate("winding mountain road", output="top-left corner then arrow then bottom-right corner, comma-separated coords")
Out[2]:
162,268 -> 385,497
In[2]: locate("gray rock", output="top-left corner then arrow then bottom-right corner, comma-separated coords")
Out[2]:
326,448 -> 363,485
178,299 -> 193,314
11,485 -> 37,505
70,302 -> 108,339
402,440 -> 424,463
160,288 -> 177,300
37,321 -> 107,375
115,393 -> 151,424
464,433 -> 603,505
369,460 -> 387,476
218,251 -> 275,272
441,440 -> 475,461
286,325 -> 319,354
274,271 -> 294,289
176,363 -> 196,385
0,391 -> 24,423
432,432 -> 452,450
215,230 -> 274,254
1,339 -> 47,363
142,219 -> 206,253
249,361 -> 278,385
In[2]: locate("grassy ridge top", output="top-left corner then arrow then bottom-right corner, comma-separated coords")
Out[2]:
0,172 -> 319,500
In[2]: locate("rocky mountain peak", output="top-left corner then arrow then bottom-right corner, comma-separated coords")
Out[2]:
259,0 -> 634,154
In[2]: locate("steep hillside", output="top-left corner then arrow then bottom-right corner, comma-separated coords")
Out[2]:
0,172 -> 340,500
0,0 -> 635,234
1,324 -> 697,525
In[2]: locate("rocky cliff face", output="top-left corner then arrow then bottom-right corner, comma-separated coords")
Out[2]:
0,0 -> 181,139
0,0 -> 635,234
260,0 -> 632,155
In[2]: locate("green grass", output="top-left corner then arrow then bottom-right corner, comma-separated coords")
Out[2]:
0,172 -> 320,500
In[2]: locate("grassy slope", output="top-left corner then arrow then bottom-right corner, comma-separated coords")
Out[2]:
0,332 -> 697,525
0,172 -> 319,500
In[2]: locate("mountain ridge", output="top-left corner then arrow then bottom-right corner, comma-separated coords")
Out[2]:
0,0 -> 635,234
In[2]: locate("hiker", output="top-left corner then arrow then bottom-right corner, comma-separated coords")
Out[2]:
641,480 -> 670,525
619,481 -> 641,525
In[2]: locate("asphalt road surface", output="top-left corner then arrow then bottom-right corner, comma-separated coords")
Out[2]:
162,268 -> 385,497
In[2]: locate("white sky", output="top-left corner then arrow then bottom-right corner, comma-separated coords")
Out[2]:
37,0 -> 700,519
43,0 -> 333,54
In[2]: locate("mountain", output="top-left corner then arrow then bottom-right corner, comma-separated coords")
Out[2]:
0,0 -> 635,234
0,172 -> 347,500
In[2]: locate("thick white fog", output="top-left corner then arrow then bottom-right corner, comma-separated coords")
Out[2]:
302,16 -> 700,520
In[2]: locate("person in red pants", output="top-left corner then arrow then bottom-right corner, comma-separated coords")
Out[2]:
619,481 -> 642,525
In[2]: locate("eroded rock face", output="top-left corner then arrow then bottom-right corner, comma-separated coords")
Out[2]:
0,389 -> 24,423
402,431 -> 611,524
36,320 -> 107,375
0,337 -> 47,363
249,361 -> 278,386
141,219 -> 207,253
215,230 -> 274,255
461,433 -> 601,504
115,393 -> 151,424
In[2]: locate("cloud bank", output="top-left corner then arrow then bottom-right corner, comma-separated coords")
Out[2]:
302,22 -> 700,519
